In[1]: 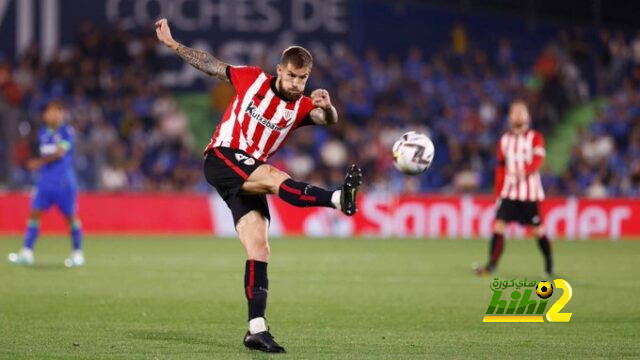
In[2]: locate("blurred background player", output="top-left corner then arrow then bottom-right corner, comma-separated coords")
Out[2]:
474,100 -> 553,276
155,19 -> 361,353
8,101 -> 84,267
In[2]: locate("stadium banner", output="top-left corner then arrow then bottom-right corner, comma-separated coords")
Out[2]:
0,0 -> 351,88
0,193 -> 212,235
0,193 -> 638,240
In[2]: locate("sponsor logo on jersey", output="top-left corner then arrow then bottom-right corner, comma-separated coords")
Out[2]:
246,101 -> 287,132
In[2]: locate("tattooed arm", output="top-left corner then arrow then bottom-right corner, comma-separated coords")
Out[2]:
155,18 -> 229,81
174,44 -> 229,81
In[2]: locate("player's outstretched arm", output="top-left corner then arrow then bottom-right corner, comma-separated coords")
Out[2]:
155,18 -> 229,81
309,89 -> 338,125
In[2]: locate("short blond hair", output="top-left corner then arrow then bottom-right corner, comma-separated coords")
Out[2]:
280,46 -> 313,68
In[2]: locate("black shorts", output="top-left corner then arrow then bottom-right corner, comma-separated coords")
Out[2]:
203,147 -> 270,225
495,198 -> 542,226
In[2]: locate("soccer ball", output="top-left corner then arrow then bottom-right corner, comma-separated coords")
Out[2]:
536,281 -> 554,299
392,131 -> 435,175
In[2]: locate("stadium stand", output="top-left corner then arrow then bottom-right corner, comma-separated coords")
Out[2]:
1,21 -> 638,197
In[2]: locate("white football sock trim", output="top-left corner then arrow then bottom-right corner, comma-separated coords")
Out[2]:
249,317 -> 267,334
331,190 -> 342,211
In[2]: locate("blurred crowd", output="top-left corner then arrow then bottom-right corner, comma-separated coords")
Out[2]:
0,22 -> 204,191
0,22 -> 638,197
563,81 -> 640,197
266,26 -> 631,196
546,29 -> 640,197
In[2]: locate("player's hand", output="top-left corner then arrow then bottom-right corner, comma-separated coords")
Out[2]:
27,159 -> 42,171
310,89 -> 332,110
155,18 -> 178,50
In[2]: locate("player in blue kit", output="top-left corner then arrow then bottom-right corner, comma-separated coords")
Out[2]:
8,101 -> 85,267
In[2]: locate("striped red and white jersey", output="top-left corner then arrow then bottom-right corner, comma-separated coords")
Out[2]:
205,66 -> 316,161
495,129 -> 546,201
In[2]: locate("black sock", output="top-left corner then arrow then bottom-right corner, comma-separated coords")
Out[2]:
245,260 -> 268,321
537,235 -> 553,274
488,233 -> 504,271
278,179 -> 334,208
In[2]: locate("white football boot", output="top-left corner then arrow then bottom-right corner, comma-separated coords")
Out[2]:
8,248 -> 34,266
64,250 -> 85,268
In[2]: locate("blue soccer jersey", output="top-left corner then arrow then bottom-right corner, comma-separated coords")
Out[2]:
36,123 -> 76,187
31,123 -> 78,216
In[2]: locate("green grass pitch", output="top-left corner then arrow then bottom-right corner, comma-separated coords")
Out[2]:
1,236 -> 639,359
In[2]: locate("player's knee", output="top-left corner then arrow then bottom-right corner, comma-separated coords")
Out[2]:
249,240 -> 270,260
493,220 -> 506,233
236,211 -> 270,260
266,166 -> 289,194
534,225 -> 546,237
239,230 -> 270,260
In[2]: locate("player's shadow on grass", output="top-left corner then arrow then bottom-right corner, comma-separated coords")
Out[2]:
130,330 -> 229,348
131,330 -> 282,358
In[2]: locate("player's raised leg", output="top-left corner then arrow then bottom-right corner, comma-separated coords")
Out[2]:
242,163 -> 362,216
235,210 -> 285,353
8,210 -> 41,266
534,225 -> 553,276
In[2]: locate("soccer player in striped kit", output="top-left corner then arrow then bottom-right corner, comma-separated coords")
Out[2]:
156,19 -> 361,353
475,100 -> 553,277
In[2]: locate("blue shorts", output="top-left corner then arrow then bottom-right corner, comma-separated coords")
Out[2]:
31,185 -> 77,217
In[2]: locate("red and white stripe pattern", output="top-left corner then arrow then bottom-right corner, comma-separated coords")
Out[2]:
498,129 -> 546,201
205,66 -> 314,161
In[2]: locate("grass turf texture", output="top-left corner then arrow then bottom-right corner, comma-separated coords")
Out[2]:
1,236 -> 639,359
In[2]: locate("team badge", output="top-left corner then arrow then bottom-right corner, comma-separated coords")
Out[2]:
282,109 -> 294,121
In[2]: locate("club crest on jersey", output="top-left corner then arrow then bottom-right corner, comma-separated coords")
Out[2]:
235,153 -> 255,166
282,109 -> 294,121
